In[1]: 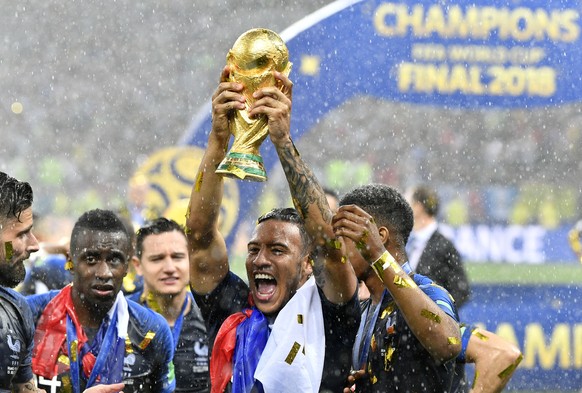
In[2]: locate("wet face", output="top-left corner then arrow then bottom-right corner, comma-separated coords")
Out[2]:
134,230 -> 189,297
0,207 -> 39,287
246,220 -> 311,316
70,229 -> 130,311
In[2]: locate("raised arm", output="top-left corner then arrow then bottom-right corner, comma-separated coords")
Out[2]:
249,71 -> 357,304
333,204 -> 461,362
186,66 -> 246,294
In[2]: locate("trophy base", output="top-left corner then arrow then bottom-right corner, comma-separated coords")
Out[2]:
215,152 -> 267,182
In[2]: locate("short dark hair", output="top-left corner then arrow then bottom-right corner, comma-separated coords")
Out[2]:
257,207 -> 312,256
340,184 -> 414,248
412,185 -> 440,217
0,171 -> 34,223
135,217 -> 185,258
70,209 -> 131,254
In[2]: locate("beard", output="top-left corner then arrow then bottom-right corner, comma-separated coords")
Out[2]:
0,259 -> 26,288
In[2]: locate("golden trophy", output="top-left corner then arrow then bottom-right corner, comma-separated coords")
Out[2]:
215,28 -> 292,181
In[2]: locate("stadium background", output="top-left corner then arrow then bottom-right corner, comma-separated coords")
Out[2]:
1,0 -> 581,391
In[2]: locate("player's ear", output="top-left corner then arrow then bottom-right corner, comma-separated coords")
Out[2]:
131,255 -> 143,275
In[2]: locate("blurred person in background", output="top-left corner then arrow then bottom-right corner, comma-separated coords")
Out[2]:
19,214 -> 74,295
406,185 -> 471,308
568,219 -> 582,264
27,209 -> 175,393
323,187 -> 340,213
404,186 -> 522,391
129,217 -> 209,392
126,174 -> 153,230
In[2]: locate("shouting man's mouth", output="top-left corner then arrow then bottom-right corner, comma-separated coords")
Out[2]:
254,272 -> 277,301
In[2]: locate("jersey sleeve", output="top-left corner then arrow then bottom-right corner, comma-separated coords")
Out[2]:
414,274 -> 459,322
11,290 -> 36,384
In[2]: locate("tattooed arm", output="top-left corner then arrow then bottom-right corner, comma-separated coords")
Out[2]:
249,71 -> 357,304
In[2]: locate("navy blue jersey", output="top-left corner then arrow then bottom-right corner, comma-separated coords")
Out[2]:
355,272 -> 460,393
27,291 -> 175,393
0,287 -> 35,391
129,290 -> 210,392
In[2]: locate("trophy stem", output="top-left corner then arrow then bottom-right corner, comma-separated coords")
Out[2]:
216,152 -> 267,182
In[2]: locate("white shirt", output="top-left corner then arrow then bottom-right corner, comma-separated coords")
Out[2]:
407,221 -> 438,271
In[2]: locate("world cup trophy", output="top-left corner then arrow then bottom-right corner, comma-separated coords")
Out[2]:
215,28 -> 292,181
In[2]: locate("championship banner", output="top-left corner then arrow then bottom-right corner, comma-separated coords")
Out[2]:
441,224 -> 580,264
181,0 -> 582,245
461,284 -> 582,391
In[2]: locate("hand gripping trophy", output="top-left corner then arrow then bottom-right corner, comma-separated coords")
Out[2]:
215,28 -> 292,181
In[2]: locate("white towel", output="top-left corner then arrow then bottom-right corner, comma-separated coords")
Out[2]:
254,276 -> 325,393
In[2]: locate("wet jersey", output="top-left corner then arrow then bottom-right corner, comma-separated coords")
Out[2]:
128,290 -> 210,392
27,291 -> 175,393
355,271 -> 460,393
0,287 -> 35,392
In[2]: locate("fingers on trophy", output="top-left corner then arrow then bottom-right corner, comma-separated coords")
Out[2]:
215,28 -> 292,182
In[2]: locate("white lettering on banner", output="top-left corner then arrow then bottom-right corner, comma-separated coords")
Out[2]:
440,225 -> 546,263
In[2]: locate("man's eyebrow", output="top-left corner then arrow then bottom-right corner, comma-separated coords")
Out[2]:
17,224 -> 34,236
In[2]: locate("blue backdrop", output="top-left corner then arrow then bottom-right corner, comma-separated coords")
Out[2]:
182,0 -> 582,252
462,284 -> 581,391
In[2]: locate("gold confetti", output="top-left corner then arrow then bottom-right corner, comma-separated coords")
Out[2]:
380,303 -> 395,320
58,354 -> 70,366
384,346 -> 395,371
327,238 -> 341,250
420,309 -> 441,323
285,342 -> 301,365
370,374 -> 378,384
448,337 -> 460,345
341,256 -> 347,264
125,337 -> 133,354
4,242 -> 13,260
473,331 -> 489,341
393,275 -> 414,288
185,201 -> 192,220
62,375 -> 72,390
195,172 -> 204,192
497,354 -> 523,379
228,165 -> 248,180
297,314 -> 303,324
65,260 -> 74,270
356,231 -> 368,250
472,370 -> 479,388
139,331 -> 156,350
70,340 -> 78,362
